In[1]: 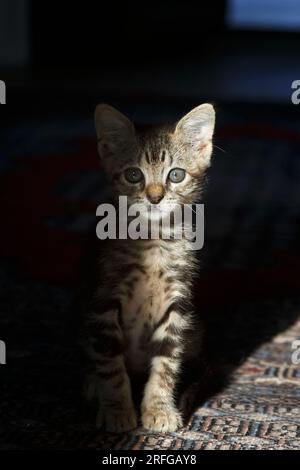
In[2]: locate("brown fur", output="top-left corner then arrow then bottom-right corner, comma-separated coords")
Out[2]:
82,103 -> 215,432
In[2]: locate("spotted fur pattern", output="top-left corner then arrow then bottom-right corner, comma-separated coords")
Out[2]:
82,103 -> 215,432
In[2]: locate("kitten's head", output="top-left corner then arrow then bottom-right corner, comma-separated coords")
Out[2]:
95,103 -> 215,218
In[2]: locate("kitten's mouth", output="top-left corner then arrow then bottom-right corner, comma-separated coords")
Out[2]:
129,200 -> 180,222
146,204 -> 164,221
145,202 -> 179,221
149,204 -> 162,212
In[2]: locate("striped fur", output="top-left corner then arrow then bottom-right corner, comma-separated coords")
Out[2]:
82,103 -> 215,432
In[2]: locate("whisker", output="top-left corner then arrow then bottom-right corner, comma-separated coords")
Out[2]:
213,144 -> 227,154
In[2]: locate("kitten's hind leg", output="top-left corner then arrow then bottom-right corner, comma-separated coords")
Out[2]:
83,307 -> 137,433
177,358 -> 205,421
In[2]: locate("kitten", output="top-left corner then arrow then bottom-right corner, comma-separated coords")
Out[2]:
82,103 -> 215,432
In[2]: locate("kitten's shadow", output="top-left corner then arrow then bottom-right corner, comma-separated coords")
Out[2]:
178,278 -> 300,422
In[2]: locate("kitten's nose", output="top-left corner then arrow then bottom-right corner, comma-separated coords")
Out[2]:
146,183 -> 165,204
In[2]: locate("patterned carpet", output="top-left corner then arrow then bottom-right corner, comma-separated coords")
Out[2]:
0,105 -> 300,449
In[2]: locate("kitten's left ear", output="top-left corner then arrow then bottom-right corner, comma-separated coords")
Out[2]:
175,103 -> 215,167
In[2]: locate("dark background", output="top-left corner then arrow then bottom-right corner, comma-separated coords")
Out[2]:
1,0 -> 299,111
0,0 -> 300,450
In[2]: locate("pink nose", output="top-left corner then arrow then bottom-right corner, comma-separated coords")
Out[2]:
147,194 -> 164,204
146,184 -> 165,204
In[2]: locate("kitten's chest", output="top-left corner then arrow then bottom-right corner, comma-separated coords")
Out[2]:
119,245 -> 173,371
122,245 -> 170,320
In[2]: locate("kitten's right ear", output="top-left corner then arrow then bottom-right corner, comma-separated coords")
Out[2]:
95,104 -> 135,159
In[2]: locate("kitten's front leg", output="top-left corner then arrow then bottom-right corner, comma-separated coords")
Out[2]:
141,309 -> 187,432
84,307 -> 137,433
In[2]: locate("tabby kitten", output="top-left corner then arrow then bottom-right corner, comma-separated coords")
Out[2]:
83,103 -> 215,432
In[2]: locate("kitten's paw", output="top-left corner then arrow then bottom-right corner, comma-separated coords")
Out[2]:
142,405 -> 183,432
96,406 -> 137,433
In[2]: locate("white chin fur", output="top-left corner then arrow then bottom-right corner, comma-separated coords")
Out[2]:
144,203 -> 178,222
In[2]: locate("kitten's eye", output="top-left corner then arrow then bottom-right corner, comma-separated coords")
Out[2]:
124,167 -> 144,184
168,168 -> 186,183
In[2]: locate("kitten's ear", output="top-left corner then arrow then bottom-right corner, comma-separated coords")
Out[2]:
95,104 -> 135,159
175,103 -> 215,167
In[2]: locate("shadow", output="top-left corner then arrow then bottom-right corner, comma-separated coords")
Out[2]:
179,288 -> 300,422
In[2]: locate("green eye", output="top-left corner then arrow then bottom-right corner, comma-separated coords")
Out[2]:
124,167 -> 144,184
168,168 -> 186,183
